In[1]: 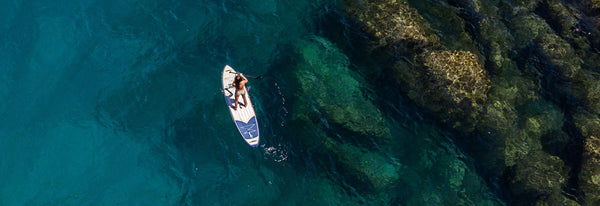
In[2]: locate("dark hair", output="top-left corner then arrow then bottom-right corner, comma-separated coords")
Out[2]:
234,75 -> 243,88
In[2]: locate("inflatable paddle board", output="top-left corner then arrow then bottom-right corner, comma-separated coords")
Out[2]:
222,65 -> 260,147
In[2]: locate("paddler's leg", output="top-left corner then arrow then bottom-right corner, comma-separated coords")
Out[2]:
242,93 -> 248,107
234,94 -> 239,109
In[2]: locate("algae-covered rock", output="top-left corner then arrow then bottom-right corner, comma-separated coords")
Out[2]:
579,134 -> 600,204
536,33 -> 581,79
521,100 -> 565,138
405,0 -> 480,53
480,98 -> 561,167
503,0 -> 542,13
291,36 -> 391,141
414,50 -> 490,130
535,197 -> 581,206
420,50 -> 490,109
343,0 -> 491,131
574,71 -> 600,114
343,0 -> 441,49
289,99 -> 402,196
511,14 -> 550,48
543,0 -> 600,69
574,111 -> 600,205
290,97 -> 402,195
511,4 -> 600,116
408,126 -> 504,206
481,17 -> 515,70
511,13 -> 582,79
583,76 -> 600,114
511,150 -> 568,202
574,111 -> 600,139
394,50 -> 491,131
593,0 -> 600,9
579,135 -> 600,206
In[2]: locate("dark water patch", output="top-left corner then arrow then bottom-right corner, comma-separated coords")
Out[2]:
534,1 -> 563,35
513,43 -> 580,109
458,7 -> 485,43
561,113 -> 587,203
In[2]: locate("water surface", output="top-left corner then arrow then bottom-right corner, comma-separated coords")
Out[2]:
1,0 -> 505,205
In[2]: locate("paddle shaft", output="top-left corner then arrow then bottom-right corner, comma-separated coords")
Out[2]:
229,71 -> 262,79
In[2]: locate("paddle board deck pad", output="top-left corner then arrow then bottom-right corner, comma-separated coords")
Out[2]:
222,65 -> 260,147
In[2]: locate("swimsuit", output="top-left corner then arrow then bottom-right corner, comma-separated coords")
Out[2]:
236,90 -> 245,96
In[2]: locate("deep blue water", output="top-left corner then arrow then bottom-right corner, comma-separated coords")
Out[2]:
1,0 -> 505,205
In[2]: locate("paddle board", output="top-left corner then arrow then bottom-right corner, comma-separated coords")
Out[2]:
222,65 -> 260,147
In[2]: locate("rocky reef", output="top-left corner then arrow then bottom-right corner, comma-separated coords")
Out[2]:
287,35 -> 501,205
341,0 -> 600,205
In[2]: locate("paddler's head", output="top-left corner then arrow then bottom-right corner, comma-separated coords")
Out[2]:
234,74 -> 243,84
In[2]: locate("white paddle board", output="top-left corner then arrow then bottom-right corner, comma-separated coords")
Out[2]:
222,65 -> 260,147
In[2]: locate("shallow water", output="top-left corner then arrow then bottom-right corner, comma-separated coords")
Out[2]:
0,0 -> 506,205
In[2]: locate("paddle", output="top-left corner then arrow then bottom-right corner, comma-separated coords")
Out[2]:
229,71 -> 262,79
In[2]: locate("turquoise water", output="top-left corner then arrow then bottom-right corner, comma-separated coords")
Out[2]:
0,0 -> 506,205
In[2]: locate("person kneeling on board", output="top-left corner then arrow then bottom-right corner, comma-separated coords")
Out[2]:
232,73 -> 248,110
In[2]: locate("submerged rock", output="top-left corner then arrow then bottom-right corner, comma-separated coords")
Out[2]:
323,138 -> 400,192
291,36 -> 391,142
288,36 -> 398,195
343,0 -> 441,49
580,135 -> 600,205
580,74 -> 600,114
419,50 -> 490,114
574,111 -> 600,205
511,150 -> 568,203
395,49 -> 491,130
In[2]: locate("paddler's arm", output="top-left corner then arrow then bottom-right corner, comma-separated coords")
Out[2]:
239,73 -> 248,84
